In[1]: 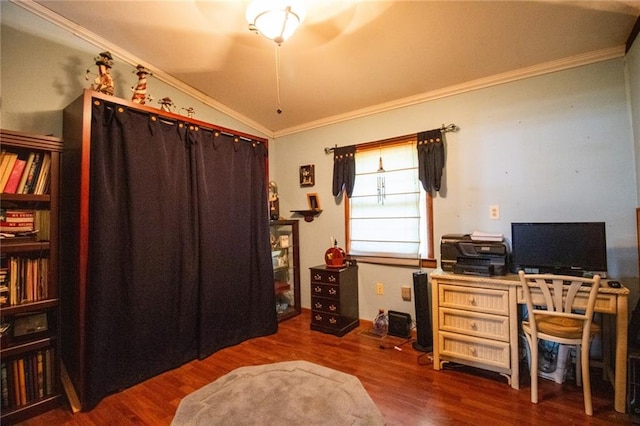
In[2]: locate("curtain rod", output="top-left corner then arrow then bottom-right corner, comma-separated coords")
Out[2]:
324,123 -> 459,154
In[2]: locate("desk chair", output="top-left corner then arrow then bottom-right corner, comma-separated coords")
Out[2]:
518,270 -> 601,415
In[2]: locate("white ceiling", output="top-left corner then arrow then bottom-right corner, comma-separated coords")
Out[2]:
19,1 -> 640,137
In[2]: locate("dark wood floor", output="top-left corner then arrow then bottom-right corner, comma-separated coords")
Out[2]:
17,310 -> 632,425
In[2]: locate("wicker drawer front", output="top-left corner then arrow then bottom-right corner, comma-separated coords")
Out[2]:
439,307 -> 510,342
311,269 -> 339,284
439,284 -> 509,315
312,296 -> 340,314
439,331 -> 510,370
311,283 -> 339,299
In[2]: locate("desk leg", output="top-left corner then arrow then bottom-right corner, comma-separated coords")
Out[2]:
509,287 -> 519,389
614,294 -> 628,413
432,279 -> 441,370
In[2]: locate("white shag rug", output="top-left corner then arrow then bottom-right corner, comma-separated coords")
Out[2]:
171,360 -> 386,425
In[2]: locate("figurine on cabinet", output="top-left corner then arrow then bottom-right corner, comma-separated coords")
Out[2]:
268,181 -> 280,220
131,64 -> 152,104
182,107 -> 196,118
86,51 -> 115,96
158,97 -> 176,113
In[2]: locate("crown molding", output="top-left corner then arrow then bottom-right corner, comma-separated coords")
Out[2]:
274,45 -> 626,138
12,0 -> 626,141
11,0 -> 275,139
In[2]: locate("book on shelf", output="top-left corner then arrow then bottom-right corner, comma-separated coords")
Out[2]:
33,153 -> 51,195
0,209 -> 40,238
0,349 -> 55,410
12,360 -> 20,406
21,152 -> 42,195
1,362 -> 8,409
0,221 -> 34,232
0,151 -> 9,185
36,351 -> 44,399
17,359 -> 26,406
45,348 -> 53,396
16,152 -> 35,194
0,149 -> 52,195
0,152 -> 18,192
1,209 -> 35,222
3,159 -> 27,194
0,222 -> 35,233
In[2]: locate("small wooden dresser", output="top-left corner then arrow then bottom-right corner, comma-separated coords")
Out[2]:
310,265 -> 359,337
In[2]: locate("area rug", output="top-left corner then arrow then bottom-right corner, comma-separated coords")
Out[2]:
171,360 -> 386,426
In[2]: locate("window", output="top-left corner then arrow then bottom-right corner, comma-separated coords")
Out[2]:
345,136 -> 435,267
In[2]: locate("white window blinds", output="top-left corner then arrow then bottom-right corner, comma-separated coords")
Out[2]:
349,142 -> 426,259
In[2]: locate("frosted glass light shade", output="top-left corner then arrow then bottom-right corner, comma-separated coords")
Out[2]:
246,0 -> 305,44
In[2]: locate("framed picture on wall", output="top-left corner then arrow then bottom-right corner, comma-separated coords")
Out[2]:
307,193 -> 321,210
300,164 -> 314,187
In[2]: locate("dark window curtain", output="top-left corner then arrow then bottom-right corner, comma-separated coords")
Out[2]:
417,129 -> 445,193
85,102 -> 199,409
193,132 -> 277,358
332,145 -> 356,197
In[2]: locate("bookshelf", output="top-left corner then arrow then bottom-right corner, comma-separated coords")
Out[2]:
0,129 -> 63,424
270,220 -> 301,321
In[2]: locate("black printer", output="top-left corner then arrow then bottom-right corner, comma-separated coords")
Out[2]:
440,234 -> 509,276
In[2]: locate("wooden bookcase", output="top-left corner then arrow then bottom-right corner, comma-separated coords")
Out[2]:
0,129 -> 63,424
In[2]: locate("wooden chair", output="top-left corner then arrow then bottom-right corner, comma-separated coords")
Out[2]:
518,270 -> 601,415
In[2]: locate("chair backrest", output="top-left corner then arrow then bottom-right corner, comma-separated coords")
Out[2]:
518,271 -> 601,337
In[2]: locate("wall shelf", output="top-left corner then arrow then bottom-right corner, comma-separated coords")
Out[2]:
290,209 -> 322,222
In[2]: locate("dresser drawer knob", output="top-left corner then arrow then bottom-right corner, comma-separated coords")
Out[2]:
468,296 -> 476,304
329,288 -> 337,295
329,304 -> 337,311
329,276 -> 337,283
314,273 -> 322,280
315,314 -> 323,321
314,286 -> 322,293
315,302 -> 323,309
470,347 -> 477,356
329,317 -> 337,324
470,321 -> 477,329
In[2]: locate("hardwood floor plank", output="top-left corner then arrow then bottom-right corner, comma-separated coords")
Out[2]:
16,310 -> 631,425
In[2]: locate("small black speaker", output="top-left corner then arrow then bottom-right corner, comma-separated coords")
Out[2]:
387,311 -> 412,338
413,271 -> 433,352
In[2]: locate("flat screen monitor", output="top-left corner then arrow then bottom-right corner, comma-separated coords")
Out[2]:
510,222 -> 607,276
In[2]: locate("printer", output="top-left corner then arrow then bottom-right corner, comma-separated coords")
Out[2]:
440,234 -> 509,276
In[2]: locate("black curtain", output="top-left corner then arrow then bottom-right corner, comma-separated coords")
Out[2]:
193,132 -> 277,358
417,129 -> 445,193
332,145 -> 356,197
84,101 -> 275,409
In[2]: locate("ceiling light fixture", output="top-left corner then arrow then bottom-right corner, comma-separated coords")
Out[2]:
246,0 -> 306,44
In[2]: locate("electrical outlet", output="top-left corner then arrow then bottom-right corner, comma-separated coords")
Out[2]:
376,282 -> 384,295
490,205 -> 500,220
401,286 -> 411,301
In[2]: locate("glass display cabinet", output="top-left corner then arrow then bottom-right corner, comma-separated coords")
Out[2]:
270,220 -> 301,321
